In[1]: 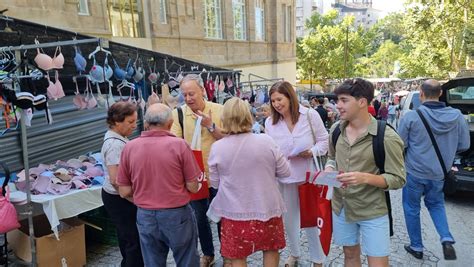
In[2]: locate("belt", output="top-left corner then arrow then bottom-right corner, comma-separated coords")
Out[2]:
162,204 -> 187,210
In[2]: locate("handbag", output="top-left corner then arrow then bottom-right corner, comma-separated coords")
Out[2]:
189,116 -> 210,201
0,161 -> 20,233
416,110 -> 458,195
314,184 -> 333,256
298,111 -> 331,223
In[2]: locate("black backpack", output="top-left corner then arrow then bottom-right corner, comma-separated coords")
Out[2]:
331,120 -> 395,236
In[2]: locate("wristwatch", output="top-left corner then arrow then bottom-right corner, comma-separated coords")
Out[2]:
206,123 -> 216,133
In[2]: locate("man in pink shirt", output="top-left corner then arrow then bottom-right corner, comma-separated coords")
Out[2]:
117,103 -> 201,267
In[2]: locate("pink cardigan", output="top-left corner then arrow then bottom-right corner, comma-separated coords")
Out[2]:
207,133 -> 290,221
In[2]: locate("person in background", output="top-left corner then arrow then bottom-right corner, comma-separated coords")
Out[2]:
373,99 -> 381,115
310,97 -> 318,109
171,74 -> 226,267
398,79 -> 470,261
117,104 -> 201,267
101,102 -> 143,267
377,102 -> 389,121
301,99 -> 311,108
265,81 -> 329,267
315,97 -> 329,127
387,102 -> 397,126
207,97 -> 290,267
368,100 -> 377,117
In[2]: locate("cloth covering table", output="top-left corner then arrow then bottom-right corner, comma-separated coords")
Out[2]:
30,185 -> 103,239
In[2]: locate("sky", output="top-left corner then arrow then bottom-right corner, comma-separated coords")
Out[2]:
372,0 -> 406,15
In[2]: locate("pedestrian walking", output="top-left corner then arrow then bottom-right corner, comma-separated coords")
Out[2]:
326,78 -> 406,267
398,79 -> 470,260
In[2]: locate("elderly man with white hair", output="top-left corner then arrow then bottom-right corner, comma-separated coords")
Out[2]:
117,103 -> 202,267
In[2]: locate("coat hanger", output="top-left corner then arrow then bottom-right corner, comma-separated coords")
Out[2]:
88,42 -> 112,59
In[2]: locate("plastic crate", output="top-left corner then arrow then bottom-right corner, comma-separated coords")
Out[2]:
79,207 -> 118,246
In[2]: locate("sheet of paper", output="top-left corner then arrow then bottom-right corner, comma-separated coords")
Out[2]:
315,171 -> 343,188
289,144 -> 311,157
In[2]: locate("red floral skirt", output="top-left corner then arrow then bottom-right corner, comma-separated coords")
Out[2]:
220,216 -> 286,259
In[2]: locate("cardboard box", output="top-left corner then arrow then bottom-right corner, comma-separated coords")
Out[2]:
7,215 -> 86,267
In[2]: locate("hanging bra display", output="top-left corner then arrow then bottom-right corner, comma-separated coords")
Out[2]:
33,39 -> 64,71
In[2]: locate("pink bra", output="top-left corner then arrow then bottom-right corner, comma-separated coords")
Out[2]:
46,71 -> 65,100
34,40 -> 64,71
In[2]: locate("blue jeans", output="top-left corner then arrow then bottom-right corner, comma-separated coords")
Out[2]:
190,196 -> 215,257
402,173 -> 455,252
136,205 -> 199,267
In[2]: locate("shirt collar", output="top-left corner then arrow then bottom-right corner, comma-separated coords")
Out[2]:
141,129 -> 176,138
184,101 -> 210,116
339,116 -> 378,137
422,101 -> 446,109
105,129 -> 129,142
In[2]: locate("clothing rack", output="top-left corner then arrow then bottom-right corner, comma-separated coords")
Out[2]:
0,37 -> 101,267
168,70 -> 242,75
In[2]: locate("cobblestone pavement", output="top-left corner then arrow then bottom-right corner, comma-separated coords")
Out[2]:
85,189 -> 474,267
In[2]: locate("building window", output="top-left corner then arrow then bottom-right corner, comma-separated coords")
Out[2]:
233,0 -> 247,40
159,0 -> 167,24
107,0 -> 145,38
283,5 -> 292,42
78,0 -> 89,15
255,0 -> 265,41
204,0 -> 223,39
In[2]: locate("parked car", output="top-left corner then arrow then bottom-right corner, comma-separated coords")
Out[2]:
396,91 -> 420,128
440,77 -> 474,194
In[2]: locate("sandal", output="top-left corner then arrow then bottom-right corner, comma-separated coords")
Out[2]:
284,255 -> 299,267
200,255 -> 215,267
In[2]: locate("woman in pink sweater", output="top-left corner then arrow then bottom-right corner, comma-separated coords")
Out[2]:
207,97 -> 290,267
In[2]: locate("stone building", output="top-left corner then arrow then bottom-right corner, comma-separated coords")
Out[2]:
1,0 -> 296,82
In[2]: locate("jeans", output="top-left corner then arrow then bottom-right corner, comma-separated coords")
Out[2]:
190,195 -> 215,257
402,173 -> 455,252
136,205 -> 199,267
101,190 -> 143,267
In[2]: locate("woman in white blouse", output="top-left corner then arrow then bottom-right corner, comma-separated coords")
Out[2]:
265,81 -> 329,267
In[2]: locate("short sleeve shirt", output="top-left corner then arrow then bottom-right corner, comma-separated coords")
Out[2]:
101,130 -> 128,195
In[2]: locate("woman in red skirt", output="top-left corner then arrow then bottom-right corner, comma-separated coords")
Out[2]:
207,97 -> 291,266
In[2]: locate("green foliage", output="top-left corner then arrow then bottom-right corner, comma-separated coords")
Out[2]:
297,11 -> 367,79
297,0 -> 474,80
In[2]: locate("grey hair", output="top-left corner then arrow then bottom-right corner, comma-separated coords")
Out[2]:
144,105 -> 172,126
180,74 -> 204,88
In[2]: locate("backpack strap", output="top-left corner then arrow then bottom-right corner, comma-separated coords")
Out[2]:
373,120 -> 386,173
177,106 -> 184,138
331,122 -> 342,149
372,120 -> 395,237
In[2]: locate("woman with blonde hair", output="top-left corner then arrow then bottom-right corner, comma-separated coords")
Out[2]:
207,97 -> 290,267
265,81 -> 329,267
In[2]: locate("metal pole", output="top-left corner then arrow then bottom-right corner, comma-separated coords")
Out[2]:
0,38 -> 100,52
14,50 -> 36,266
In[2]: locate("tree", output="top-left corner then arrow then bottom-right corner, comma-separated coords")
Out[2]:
401,0 -> 473,74
297,11 -> 366,79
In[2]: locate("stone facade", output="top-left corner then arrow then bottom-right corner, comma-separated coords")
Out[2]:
2,0 -> 296,82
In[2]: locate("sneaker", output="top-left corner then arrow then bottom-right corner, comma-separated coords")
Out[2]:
442,242 -> 457,260
200,255 -> 215,267
404,245 -> 423,259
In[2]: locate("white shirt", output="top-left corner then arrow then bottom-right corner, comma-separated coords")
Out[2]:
265,105 -> 329,183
